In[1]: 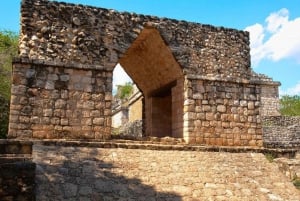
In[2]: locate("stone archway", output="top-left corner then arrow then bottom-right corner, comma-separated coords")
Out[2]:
8,0 -> 280,146
118,27 -> 184,138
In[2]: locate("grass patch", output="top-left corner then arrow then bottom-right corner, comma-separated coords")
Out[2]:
265,153 -> 276,162
292,178 -> 300,190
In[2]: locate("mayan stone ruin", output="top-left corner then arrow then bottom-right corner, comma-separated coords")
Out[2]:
8,0 -> 282,146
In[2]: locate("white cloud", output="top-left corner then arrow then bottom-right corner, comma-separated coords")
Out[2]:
245,8 -> 300,66
245,23 -> 264,48
280,81 -> 300,96
245,23 -> 265,66
265,8 -> 289,33
112,63 -> 132,93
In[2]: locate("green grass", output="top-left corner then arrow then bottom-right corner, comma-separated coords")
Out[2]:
293,178 -> 300,189
265,153 -> 276,162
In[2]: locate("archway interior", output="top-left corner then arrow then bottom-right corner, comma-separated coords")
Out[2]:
118,27 -> 184,138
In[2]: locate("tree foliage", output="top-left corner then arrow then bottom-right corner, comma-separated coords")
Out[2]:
0,30 -> 18,138
0,30 -> 18,100
0,95 -> 9,138
115,82 -> 134,100
280,95 -> 300,116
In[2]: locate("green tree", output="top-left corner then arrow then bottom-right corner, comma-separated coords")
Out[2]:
280,95 -> 300,116
0,30 -> 18,138
0,95 -> 9,138
0,30 -> 18,99
115,82 -> 134,100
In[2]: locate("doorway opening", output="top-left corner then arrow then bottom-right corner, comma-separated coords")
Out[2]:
112,27 -> 184,139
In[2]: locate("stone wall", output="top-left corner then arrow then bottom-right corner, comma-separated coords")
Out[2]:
117,120 -> 143,138
112,107 -> 128,128
19,0 -> 251,81
32,141 -> 300,201
187,79 -> 262,146
1,140 -> 299,200
260,86 -> 280,116
250,72 -> 281,117
128,92 -> 143,123
8,0 -> 281,146
263,116 -> 300,148
9,58 -> 112,139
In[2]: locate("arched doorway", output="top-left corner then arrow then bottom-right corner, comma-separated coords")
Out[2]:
116,27 -> 184,138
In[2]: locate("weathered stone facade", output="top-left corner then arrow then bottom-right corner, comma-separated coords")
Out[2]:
9,0 -> 280,146
263,116 -> 300,148
32,141 -> 300,201
251,72 -> 281,117
1,139 -> 300,200
10,58 -> 112,139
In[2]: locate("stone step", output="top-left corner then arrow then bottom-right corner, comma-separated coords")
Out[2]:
0,156 -> 33,164
0,139 -> 33,154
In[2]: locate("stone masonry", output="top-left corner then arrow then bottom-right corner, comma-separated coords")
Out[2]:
33,141 -> 300,201
263,116 -> 300,149
10,58 -> 112,139
9,0 -> 281,146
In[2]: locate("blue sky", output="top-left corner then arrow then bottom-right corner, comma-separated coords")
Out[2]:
1,0 -> 300,96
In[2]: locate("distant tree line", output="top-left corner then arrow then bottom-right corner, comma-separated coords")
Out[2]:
280,95 -> 300,116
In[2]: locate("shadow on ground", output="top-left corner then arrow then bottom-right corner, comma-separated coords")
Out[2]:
34,144 -> 182,201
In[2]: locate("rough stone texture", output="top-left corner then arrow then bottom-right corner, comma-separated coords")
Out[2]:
263,116 -> 300,149
128,88 -> 143,123
0,161 -> 36,201
188,79 -> 262,146
9,59 -> 112,140
118,120 -> 143,138
33,142 -> 300,201
275,154 -> 300,181
0,140 -> 35,201
9,0 -> 281,146
19,0 -> 250,80
250,72 -> 281,117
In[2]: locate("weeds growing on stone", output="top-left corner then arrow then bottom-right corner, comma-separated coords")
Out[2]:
265,153 -> 276,162
292,177 -> 300,190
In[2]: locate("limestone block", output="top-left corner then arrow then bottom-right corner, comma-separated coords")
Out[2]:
240,100 -> 247,107
93,118 -> 105,125
55,99 -> 67,109
217,105 -> 226,113
83,101 -> 94,109
248,101 -> 255,110
202,105 -> 211,112
204,113 -> 214,121
61,119 -> 69,126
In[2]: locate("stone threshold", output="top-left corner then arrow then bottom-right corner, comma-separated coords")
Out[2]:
23,139 -> 297,158
2,139 -> 297,158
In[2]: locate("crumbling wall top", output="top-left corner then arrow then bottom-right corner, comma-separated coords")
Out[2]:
20,0 -> 251,82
